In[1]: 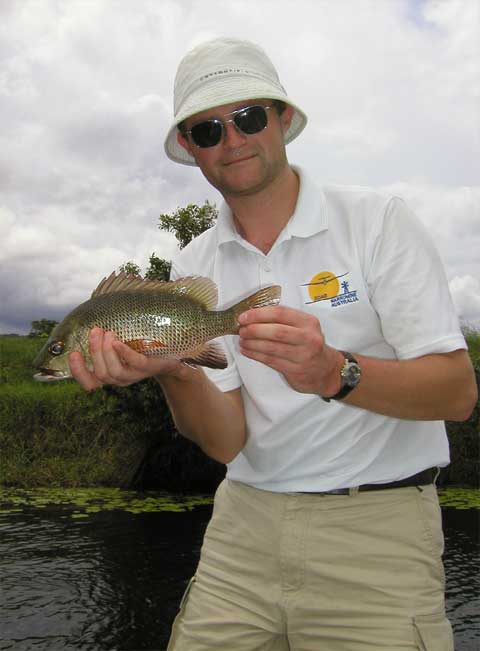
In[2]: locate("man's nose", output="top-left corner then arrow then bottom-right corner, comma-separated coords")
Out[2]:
222,120 -> 247,148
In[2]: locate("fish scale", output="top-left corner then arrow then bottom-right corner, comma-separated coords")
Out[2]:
78,292 -> 235,356
33,273 -> 281,381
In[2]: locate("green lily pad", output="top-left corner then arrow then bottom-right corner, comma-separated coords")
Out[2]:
0,487 -> 213,519
437,487 -> 480,509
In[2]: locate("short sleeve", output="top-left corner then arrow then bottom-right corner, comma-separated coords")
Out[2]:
366,197 -> 466,359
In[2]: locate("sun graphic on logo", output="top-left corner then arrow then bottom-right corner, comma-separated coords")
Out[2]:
307,271 -> 340,303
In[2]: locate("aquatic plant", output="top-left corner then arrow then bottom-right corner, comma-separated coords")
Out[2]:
0,487 -> 213,517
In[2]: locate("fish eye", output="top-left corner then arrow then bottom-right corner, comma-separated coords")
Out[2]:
48,341 -> 65,356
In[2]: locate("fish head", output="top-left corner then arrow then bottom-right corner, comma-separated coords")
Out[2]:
32,315 -> 91,382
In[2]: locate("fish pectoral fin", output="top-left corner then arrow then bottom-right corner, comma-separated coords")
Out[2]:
182,342 -> 228,370
125,338 -> 167,354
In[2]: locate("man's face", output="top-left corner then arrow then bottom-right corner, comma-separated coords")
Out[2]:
177,99 -> 294,198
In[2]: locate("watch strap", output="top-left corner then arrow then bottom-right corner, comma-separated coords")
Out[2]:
322,351 -> 360,403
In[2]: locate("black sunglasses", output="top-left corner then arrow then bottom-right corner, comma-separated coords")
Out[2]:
184,104 -> 273,148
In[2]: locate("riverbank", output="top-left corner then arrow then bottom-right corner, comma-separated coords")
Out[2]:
0,334 -> 478,489
0,335 -> 224,490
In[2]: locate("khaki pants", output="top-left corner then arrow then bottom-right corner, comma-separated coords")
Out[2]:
167,479 -> 453,650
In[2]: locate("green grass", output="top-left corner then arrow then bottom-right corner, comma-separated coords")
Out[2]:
0,336 -> 158,488
0,380 -> 146,487
0,335 -> 45,383
465,331 -> 480,366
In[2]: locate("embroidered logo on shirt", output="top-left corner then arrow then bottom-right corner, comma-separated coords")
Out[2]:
303,271 -> 359,307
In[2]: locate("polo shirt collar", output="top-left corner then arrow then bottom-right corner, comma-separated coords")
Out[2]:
285,166 -> 328,238
216,165 -> 328,246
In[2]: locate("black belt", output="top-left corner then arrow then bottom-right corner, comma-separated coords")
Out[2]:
304,467 -> 437,495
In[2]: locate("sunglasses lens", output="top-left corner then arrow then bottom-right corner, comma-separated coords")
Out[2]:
235,106 -> 268,134
190,120 -> 223,148
188,106 -> 269,148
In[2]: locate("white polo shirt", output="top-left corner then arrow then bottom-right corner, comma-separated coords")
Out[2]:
170,166 -> 466,492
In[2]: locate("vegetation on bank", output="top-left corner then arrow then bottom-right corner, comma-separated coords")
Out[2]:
0,333 -> 223,490
0,332 -> 478,490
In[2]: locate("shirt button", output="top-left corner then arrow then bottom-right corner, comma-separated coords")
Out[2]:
263,262 -> 271,272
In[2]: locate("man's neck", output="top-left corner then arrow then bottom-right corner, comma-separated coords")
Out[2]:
227,165 -> 299,255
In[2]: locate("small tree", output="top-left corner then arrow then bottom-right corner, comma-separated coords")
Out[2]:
145,254 -> 171,281
120,201 -> 218,281
119,261 -> 142,276
29,319 -> 58,338
158,200 -> 217,249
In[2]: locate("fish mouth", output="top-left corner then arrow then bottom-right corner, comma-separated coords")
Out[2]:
33,368 -> 72,382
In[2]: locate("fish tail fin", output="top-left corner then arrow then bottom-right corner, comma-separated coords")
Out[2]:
230,285 -> 281,329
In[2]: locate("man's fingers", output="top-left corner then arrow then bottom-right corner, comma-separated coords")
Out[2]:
99,331 -> 133,380
71,328 -> 197,391
238,305 -> 313,327
87,328 -> 109,380
239,346 -> 301,375
111,339 -> 149,369
239,322 -> 303,345
240,338 -> 302,360
68,351 -> 103,391
111,339 -> 185,376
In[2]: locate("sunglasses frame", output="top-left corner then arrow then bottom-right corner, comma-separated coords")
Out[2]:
184,104 -> 273,149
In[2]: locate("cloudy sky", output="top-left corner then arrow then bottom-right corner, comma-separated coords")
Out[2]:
1,0 -> 479,335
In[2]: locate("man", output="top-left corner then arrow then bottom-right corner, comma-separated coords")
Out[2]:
70,38 -> 477,650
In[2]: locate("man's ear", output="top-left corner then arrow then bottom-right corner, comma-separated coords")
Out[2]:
177,130 -> 193,156
280,104 -> 295,134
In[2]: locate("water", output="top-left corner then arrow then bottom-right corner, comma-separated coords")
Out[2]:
0,490 -> 478,651
443,507 -> 480,650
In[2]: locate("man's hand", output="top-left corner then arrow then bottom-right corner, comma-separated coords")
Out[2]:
238,306 -> 343,396
69,327 -> 186,391
238,306 -> 478,421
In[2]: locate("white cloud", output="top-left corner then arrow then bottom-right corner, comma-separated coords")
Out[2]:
0,0 -> 479,334
449,275 -> 480,323
382,184 -> 480,273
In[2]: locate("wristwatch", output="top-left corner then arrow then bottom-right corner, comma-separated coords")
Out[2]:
322,351 -> 361,402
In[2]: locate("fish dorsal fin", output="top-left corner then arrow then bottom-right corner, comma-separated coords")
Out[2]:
91,272 -> 218,310
167,276 -> 218,310
91,272 -> 148,297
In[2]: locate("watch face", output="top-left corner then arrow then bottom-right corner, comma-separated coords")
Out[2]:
342,361 -> 361,387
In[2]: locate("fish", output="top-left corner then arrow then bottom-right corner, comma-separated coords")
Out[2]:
32,272 -> 281,382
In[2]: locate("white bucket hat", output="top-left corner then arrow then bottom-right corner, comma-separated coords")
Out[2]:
164,37 -> 308,166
